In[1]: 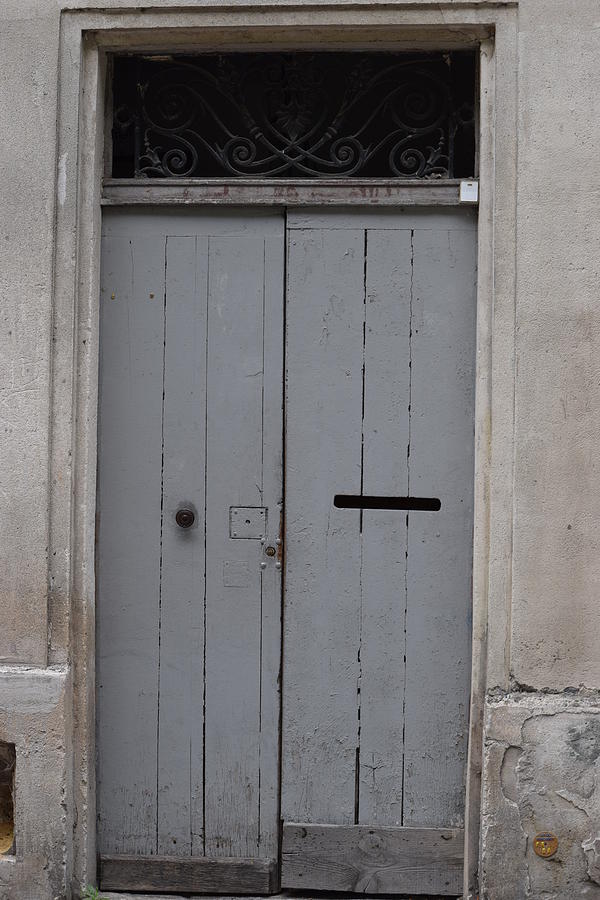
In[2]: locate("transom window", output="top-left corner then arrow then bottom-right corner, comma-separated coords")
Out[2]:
111,52 -> 476,179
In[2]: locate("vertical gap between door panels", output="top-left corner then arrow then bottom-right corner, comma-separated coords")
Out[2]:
355,228 -> 368,826
156,237 -> 169,854
400,229 -> 415,826
257,237 -> 267,852
189,238 -> 199,852
277,213 -> 288,871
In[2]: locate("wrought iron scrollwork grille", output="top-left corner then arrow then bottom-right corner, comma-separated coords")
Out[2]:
111,52 -> 476,179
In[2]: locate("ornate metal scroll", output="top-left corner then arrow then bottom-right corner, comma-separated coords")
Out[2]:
112,53 -> 475,179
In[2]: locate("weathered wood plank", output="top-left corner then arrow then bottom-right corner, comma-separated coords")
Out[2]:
157,236 -> 208,856
257,234 -> 286,859
100,854 -> 278,894
403,218 -> 477,827
99,207 -> 281,239
286,207 -> 477,231
96,224 -> 166,855
101,893 -> 423,900
101,178 -> 465,208
101,892 -> 451,900
102,894 -> 428,900
282,222 -> 365,824
281,823 -> 464,895
204,224 -> 284,858
203,233 -> 263,858
359,228 -> 412,825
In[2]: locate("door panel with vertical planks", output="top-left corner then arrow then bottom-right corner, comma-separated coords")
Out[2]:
96,209 -> 284,894
97,204 -> 477,897
282,208 -> 477,896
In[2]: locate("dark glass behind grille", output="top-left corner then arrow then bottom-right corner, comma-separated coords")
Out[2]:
111,52 -> 476,179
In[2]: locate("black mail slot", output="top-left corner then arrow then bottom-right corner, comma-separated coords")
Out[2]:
333,495 -> 441,511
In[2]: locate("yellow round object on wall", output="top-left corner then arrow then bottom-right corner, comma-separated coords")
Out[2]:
533,832 -> 559,858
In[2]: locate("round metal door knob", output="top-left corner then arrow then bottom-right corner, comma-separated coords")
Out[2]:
175,508 -> 195,529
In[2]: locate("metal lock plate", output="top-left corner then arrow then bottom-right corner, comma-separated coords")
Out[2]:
229,507 -> 267,540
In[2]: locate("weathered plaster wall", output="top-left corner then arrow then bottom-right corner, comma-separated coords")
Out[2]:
1,1 -> 600,898
478,4 -> 600,897
511,0 -> 600,692
0,5 -> 59,667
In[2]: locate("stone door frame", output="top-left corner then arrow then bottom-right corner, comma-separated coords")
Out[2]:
50,3 -> 518,896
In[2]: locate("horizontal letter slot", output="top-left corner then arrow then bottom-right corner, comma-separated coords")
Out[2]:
334,495 -> 441,511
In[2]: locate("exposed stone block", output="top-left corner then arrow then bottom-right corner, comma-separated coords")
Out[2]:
0,667 -> 70,900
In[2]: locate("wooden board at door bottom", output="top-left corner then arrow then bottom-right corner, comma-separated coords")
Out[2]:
99,854 -> 278,895
281,823 -> 464,896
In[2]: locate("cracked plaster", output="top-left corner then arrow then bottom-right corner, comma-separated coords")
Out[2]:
482,696 -> 600,900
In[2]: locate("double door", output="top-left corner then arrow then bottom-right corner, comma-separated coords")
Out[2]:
96,206 -> 476,896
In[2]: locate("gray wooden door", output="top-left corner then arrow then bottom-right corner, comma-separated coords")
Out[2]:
281,208 -> 477,897
96,209 -> 284,895
97,205 -> 476,897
